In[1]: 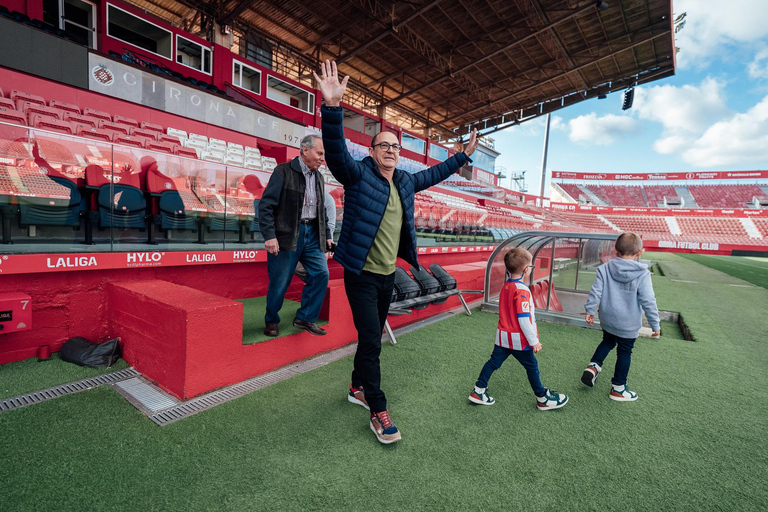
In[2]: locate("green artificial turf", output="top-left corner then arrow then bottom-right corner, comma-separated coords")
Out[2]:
238,297 -> 328,345
676,253 -> 768,289
0,253 -> 766,511
0,354 -> 129,400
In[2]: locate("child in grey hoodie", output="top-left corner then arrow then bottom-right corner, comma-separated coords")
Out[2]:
581,232 -> 660,401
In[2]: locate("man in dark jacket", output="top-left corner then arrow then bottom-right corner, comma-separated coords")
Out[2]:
314,60 -> 478,444
258,134 -> 332,337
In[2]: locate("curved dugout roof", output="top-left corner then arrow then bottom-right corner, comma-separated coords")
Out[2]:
124,0 -> 675,141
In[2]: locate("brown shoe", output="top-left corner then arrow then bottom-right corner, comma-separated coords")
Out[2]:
370,410 -> 401,444
348,385 -> 369,410
292,318 -> 327,336
264,323 -> 279,337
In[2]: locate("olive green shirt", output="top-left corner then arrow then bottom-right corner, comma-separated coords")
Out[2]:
363,180 -> 403,275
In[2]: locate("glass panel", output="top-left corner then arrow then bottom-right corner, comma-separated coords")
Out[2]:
401,133 -> 425,154
266,77 -> 313,113
577,239 -> 615,291
234,62 -> 261,95
550,237 -> 582,291
221,166 -> 271,248
177,36 -> 211,74
0,122 -> 103,252
107,5 -> 172,59
429,144 -> 448,161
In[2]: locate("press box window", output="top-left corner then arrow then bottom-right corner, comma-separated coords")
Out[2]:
107,5 -> 172,59
266,76 -> 314,114
402,133 -> 425,154
233,61 -> 261,94
177,35 -> 212,74
429,144 -> 448,161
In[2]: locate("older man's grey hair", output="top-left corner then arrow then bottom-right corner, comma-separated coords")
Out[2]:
300,134 -> 321,152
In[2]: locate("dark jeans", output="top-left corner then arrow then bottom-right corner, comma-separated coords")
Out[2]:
265,223 -> 329,325
344,269 -> 395,414
591,330 -> 636,386
476,344 -> 546,397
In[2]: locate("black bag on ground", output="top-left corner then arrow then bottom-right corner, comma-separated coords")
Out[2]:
59,337 -> 121,367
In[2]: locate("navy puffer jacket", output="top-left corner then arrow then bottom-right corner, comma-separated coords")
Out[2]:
321,106 -> 470,275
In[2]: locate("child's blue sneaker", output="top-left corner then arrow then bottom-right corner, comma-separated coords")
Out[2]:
536,388 -> 568,410
581,362 -> 602,387
468,387 -> 495,405
610,384 -> 638,401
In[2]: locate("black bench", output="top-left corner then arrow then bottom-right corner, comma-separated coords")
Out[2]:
385,263 -> 482,345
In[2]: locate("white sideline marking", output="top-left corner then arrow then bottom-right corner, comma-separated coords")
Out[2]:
670,279 -> 699,284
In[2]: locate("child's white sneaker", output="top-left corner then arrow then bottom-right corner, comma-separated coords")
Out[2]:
581,362 -> 602,387
610,384 -> 638,401
536,388 -> 568,410
468,387 -> 495,405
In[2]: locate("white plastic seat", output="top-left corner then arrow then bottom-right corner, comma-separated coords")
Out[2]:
188,133 -> 208,144
201,151 -> 225,163
262,157 -> 278,172
208,137 -> 227,151
225,155 -> 245,167
167,127 -> 187,143
228,142 -> 244,152
244,157 -> 263,170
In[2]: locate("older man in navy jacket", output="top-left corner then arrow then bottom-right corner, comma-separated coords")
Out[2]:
314,60 -> 477,444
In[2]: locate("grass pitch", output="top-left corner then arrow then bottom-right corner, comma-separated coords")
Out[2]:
0,252 -> 766,511
677,253 -> 768,289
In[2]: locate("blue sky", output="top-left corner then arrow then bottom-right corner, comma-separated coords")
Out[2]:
493,0 -> 768,195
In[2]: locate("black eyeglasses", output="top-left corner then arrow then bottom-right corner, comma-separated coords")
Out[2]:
371,142 -> 402,153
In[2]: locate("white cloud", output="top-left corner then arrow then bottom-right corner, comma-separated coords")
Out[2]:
633,77 -> 730,133
748,46 -> 768,79
674,0 -> 768,69
681,95 -> 768,166
508,115 -> 566,137
568,113 -> 638,145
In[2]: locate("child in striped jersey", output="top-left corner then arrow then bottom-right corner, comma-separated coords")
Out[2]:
468,247 -> 568,411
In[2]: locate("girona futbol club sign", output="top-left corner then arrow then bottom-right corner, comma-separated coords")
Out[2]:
551,171 -> 768,181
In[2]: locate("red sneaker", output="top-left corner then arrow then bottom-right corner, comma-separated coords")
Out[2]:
370,410 -> 401,444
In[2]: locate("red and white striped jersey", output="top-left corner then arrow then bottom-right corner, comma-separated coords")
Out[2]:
496,278 -> 539,351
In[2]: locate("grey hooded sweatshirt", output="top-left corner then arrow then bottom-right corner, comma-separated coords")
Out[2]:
584,258 -> 660,338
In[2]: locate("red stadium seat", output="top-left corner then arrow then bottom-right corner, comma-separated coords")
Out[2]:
114,134 -> 150,149
82,107 -> 112,121
146,140 -> 176,154
63,112 -> 99,128
10,90 -> 46,107
531,282 -> 546,309
23,104 -> 65,122
49,99 -> 81,115
158,133 -> 181,145
75,124 -> 114,142
129,126 -> 158,139
30,115 -> 73,135
0,97 -> 15,110
174,146 -> 198,159
0,107 -> 27,126
543,280 -> 563,311
113,115 -> 139,128
140,121 -> 164,134
96,119 -> 129,136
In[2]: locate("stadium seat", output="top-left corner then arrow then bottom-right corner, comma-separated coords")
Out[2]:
75,125 -> 113,142
158,133 -> 183,145
129,126 -> 159,140
30,115 -> 73,135
82,107 -> 112,121
0,97 -> 16,110
145,166 -> 201,232
85,164 -> 147,235
146,140 -> 177,154
49,99 -> 81,115
114,134 -> 149,149
113,115 -> 139,128
10,90 -> 45,107
0,107 -> 27,126
96,120 -> 129,136
140,121 -> 164,134
23,103 -> 65,122
63,112 -> 99,128
174,146 -> 198,159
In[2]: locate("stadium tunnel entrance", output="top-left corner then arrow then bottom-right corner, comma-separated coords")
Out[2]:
482,231 -> 620,326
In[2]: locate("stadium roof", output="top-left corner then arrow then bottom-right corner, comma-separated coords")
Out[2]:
125,0 -> 676,141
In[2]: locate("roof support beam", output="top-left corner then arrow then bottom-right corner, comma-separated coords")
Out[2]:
336,0 -> 444,65
433,23 -> 671,128
379,1 -> 598,107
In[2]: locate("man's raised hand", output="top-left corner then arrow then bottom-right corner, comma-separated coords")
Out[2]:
313,60 -> 349,107
464,128 -> 479,157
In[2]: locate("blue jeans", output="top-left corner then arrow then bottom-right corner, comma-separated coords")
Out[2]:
591,330 -> 636,386
476,344 -> 546,397
265,223 -> 329,325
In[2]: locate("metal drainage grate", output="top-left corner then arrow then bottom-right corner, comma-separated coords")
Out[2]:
139,343 -> 359,427
0,367 -> 139,413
